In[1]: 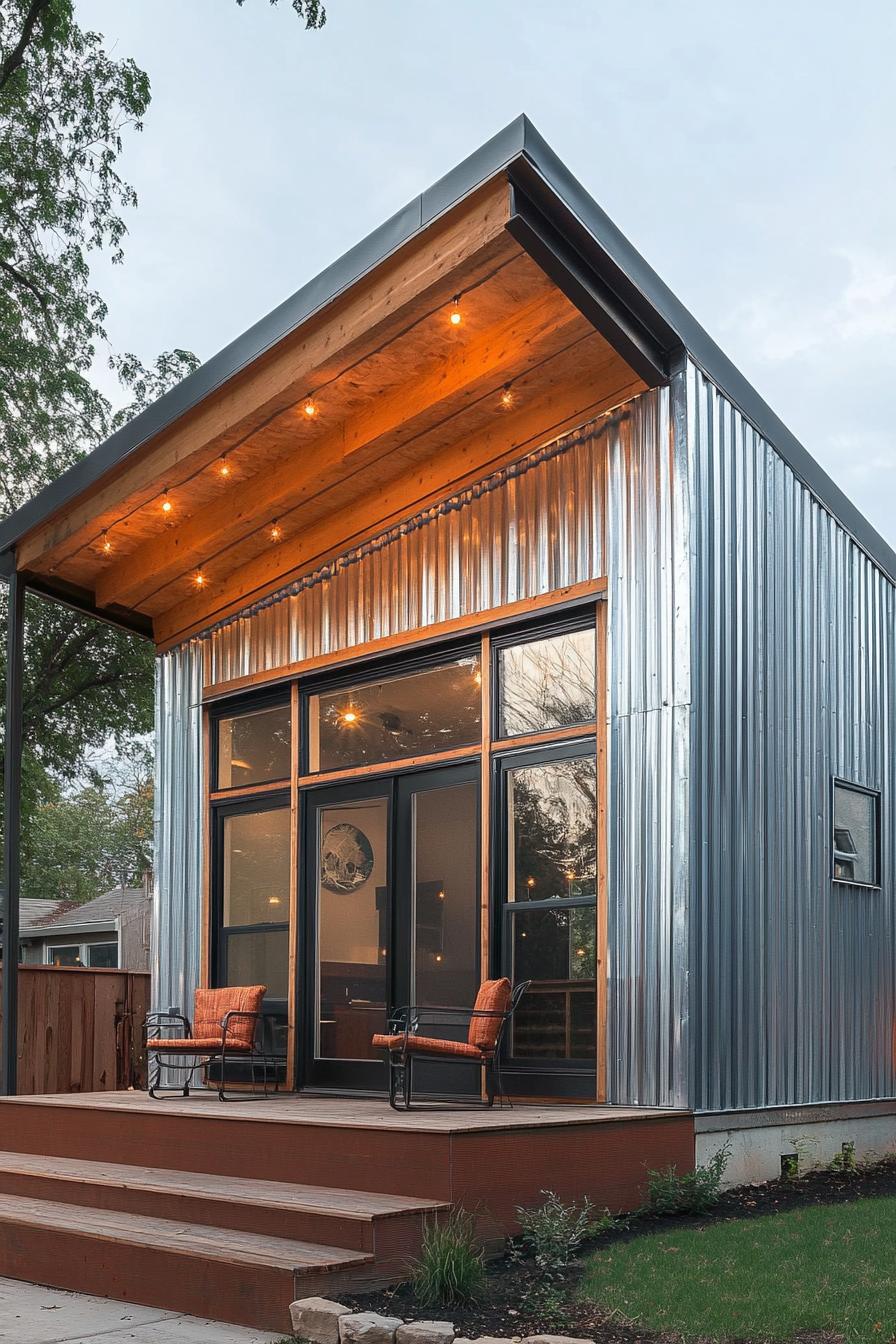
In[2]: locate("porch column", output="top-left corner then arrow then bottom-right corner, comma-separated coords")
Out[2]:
1,556 -> 24,1096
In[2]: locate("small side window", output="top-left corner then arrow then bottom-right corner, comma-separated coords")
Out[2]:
832,779 -> 880,886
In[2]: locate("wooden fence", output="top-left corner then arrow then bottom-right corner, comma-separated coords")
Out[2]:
0,965 -> 150,1094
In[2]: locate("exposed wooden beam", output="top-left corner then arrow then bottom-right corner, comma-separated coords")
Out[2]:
18,179 -> 515,574
152,369 -> 644,649
97,292 -> 584,610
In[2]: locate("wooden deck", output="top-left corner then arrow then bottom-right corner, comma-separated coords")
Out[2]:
0,1091 -> 694,1331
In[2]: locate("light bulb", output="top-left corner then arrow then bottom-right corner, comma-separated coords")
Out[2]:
100,532 -> 112,555
449,296 -> 462,326
303,397 -> 318,418
218,457 -> 231,478
161,492 -> 172,514
341,709 -> 358,725
194,570 -> 206,588
499,384 -> 514,410
270,522 -> 283,543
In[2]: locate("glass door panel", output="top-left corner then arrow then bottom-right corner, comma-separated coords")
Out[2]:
305,782 -> 391,1090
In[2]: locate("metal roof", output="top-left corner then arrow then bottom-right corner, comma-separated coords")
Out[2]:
2,113 -> 894,590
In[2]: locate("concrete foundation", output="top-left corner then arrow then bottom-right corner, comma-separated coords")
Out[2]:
697,1106 -> 896,1186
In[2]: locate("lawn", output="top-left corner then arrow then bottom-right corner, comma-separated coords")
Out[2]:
581,1195 -> 896,1343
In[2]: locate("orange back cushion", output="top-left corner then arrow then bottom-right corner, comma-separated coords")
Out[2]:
467,977 -> 511,1052
193,985 -> 266,1048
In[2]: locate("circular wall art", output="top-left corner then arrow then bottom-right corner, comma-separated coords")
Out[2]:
321,822 -> 374,893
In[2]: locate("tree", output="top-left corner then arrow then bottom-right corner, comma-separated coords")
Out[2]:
22,743 -> 153,902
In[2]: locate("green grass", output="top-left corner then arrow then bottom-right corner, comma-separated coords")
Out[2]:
581,1195 -> 896,1343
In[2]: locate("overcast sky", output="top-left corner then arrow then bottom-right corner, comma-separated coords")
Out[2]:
80,0 -> 896,546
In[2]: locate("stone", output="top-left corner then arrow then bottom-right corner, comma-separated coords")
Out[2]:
523,1336 -> 595,1344
339,1311 -> 405,1344
290,1296 -> 352,1344
395,1323 -> 456,1344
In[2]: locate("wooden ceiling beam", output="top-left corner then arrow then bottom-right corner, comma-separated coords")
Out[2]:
152,365 -> 644,649
96,291 -> 585,610
18,179 -> 515,575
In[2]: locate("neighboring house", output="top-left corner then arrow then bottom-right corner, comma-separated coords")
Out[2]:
18,886 -> 151,972
2,116 -> 896,1279
0,899 -> 68,960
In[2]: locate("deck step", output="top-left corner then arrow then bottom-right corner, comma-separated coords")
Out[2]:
0,1192 -> 372,1331
0,1150 -> 446,1252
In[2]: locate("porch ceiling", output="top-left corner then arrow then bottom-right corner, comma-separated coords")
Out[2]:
11,175 -> 645,648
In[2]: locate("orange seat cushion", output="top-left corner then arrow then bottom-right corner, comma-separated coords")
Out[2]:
372,1033 -> 486,1060
467,978 -> 511,1051
192,985 -> 266,1048
147,1037 -> 251,1053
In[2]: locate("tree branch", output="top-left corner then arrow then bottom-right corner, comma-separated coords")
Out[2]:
0,0 -> 53,95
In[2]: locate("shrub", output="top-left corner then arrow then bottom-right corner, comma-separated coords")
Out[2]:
513,1189 -> 614,1282
644,1142 -> 730,1215
411,1208 -> 485,1307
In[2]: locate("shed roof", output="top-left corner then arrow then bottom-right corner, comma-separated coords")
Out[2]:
2,114 -> 893,637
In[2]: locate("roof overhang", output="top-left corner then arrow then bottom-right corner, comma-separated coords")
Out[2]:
2,113 -> 893,643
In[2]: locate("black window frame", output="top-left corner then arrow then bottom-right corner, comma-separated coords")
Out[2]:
209,687 -> 292,794
831,776 -> 882,889
300,636 -> 482,776
490,607 -> 598,742
491,734 -> 599,1095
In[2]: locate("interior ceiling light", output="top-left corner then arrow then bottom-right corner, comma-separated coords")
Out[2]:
340,709 -> 358,725
449,295 -> 462,326
161,490 -> 173,514
218,456 -> 231,478
499,384 -> 515,409
303,396 -> 318,418
194,570 -> 206,588
270,521 -> 283,543
100,531 -> 112,555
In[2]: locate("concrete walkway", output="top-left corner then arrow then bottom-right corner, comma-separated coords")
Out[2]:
0,1278 -> 285,1343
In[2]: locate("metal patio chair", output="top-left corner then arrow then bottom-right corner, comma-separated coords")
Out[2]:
372,977 -> 530,1110
144,985 -> 278,1101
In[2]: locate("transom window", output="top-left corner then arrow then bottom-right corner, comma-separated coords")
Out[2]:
306,654 -> 481,773
497,624 -> 596,739
216,702 -> 291,789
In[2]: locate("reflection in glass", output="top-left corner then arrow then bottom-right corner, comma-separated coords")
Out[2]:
498,627 -> 595,738
413,781 -> 479,1012
316,798 -> 389,1061
507,755 -> 596,903
510,905 -> 596,1060
227,928 -> 289,998
87,943 -> 118,969
833,782 -> 879,884
223,809 -> 291,926
217,705 -> 291,788
309,658 -> 481,773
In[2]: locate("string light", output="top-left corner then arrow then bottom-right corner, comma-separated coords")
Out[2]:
52,254 -> 546,584
270,520 -> 283,543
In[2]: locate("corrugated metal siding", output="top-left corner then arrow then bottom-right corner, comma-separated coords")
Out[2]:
201,429 -> 606,687
689,361 -> 896,1111
605,377 -> 691,1107
152,643 -> 203,1017
156,389 -> 691,1108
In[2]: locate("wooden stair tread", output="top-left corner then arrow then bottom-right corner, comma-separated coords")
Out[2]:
0,1193 -> 372,1271
0,1150 -> 445,1221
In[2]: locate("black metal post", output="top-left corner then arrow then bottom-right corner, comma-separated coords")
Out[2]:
1,561 -> 24,1096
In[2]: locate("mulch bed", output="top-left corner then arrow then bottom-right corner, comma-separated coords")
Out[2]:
341,1158 -> 896,1342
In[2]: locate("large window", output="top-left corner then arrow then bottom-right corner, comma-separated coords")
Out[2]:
833,779 -> 881,886
307,654 -> 481,773
218,803 -> 290,998
500,745 -> 597,1067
